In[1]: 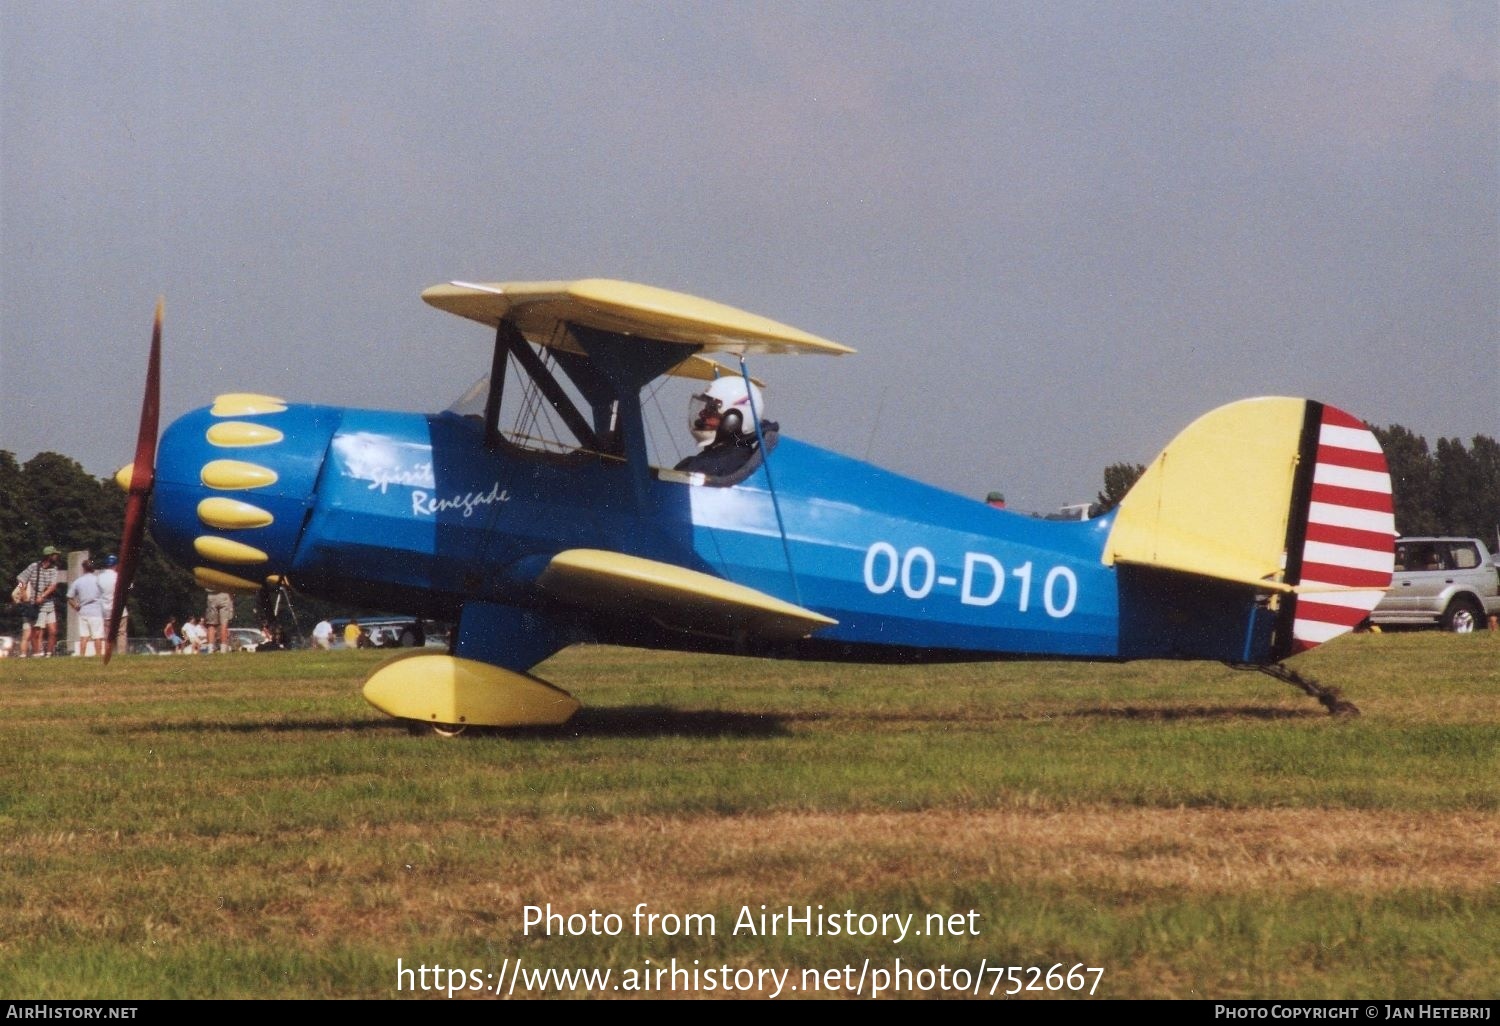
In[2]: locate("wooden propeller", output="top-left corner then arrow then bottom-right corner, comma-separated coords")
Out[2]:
104,298 -> 162,664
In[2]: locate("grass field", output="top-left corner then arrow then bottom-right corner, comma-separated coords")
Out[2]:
1,631 -> 1495,1000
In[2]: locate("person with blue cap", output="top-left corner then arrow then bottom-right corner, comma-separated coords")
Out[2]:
97,554 -> 124,651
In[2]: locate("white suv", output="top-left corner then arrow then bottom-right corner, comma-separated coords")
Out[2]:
1369,537 -> 1500,633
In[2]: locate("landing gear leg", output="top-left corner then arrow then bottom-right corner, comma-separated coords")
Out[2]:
1237,662 -> 1360,717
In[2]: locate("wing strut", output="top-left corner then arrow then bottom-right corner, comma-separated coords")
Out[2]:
496,320 -> 602,452
482,319 -> 509,449
740,355 -> 804,608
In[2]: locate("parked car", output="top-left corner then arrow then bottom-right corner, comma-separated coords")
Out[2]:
127,637 -> 175,656
228,627 -> 267,652
1048,502 -> 1099,521
1368,536 -> 1500,633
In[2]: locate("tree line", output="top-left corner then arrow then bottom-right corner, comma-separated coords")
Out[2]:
3,426 -> 1496,637
1096,427 -> 1500,544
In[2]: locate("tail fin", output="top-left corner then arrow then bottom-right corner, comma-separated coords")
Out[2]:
1104,398 -> 1394,661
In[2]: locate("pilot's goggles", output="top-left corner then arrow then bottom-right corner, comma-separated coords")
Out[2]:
689,394 -> 723,431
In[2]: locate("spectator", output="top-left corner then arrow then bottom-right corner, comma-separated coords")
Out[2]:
14,546 -> 62,658
66,558 -> 106,657
204,589 -> 234,653
96,554 -> 126,653
182,616 -> 208,654
311,619 -> 334,650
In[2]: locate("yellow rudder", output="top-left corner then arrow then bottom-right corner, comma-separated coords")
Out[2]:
1103,397 -> 1308,591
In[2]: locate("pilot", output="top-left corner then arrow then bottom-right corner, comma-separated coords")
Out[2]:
674,377 -> 776,482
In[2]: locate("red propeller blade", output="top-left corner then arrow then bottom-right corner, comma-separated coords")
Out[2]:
105,298 -> 163,664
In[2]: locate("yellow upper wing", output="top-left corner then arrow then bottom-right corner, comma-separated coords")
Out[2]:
422,279 -> 854,357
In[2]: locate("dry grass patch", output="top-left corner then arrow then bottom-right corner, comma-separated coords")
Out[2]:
418,808 -> 1500,918
12,807 -> 1492,948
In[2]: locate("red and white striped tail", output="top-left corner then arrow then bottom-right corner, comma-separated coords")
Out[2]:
1290,405 -> 1396,652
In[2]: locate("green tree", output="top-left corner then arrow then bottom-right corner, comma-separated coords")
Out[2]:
1096,462 -> 1146,514
0,452 -> 42,581
1469,435 -> 1500,546
19,453 -> 118,556
1434,437 -> 1484,538
1372,425 -> 1439,536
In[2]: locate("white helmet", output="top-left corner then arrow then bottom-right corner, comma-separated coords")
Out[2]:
688,376 -> 764,445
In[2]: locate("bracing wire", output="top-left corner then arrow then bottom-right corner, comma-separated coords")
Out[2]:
741,355 -> 802,606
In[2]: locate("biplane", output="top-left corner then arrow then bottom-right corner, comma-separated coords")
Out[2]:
107,280 -> 1397,730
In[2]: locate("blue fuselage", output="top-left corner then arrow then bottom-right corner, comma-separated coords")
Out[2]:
153,403 -> 1270,667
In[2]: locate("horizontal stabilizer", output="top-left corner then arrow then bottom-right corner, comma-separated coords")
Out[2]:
422,279 -> 854,357
537,548 -> 837,641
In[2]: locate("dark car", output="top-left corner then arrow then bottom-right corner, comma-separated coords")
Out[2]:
331,618 -> 441,649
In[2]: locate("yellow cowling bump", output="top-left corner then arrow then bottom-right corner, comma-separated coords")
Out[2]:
362,652 -> 581,728
201,459 -> 278,490
211,393 -> 287,417
114,465 -> 133,492
193,536 -> 268,565
198,498 -> 274,530
193,566 -> 263,591
206,421 -> 285,448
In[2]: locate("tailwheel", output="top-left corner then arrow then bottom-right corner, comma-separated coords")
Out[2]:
1234,661 -> 1360,717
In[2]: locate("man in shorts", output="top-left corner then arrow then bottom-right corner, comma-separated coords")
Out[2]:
14,546 -> 62,658
204,589 -> 234,653
67,559 -> 106,657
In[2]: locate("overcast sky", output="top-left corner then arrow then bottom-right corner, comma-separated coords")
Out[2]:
2,1 -> 1495,513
